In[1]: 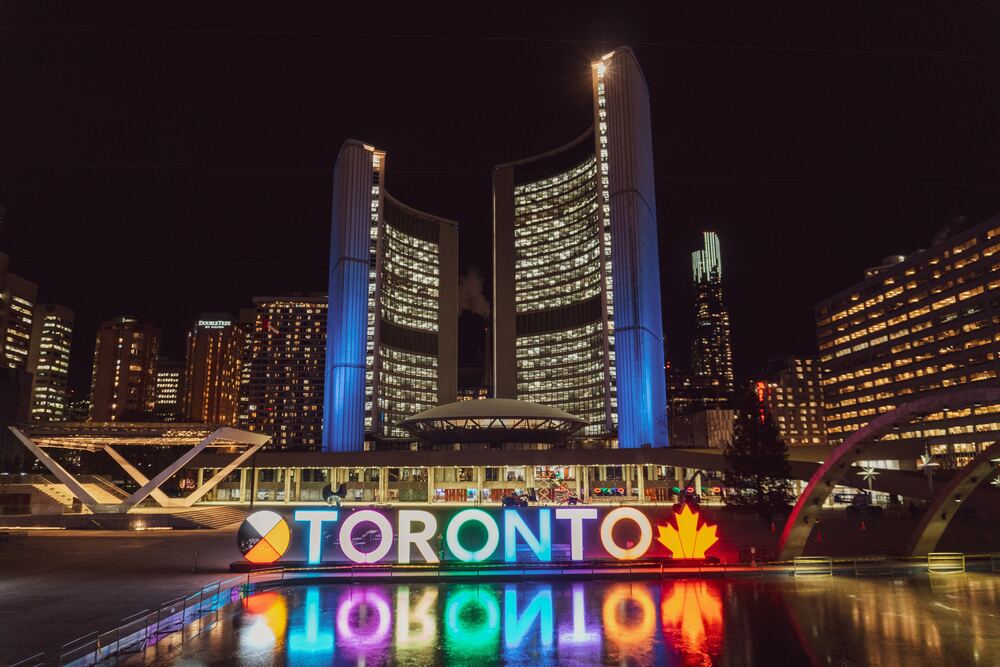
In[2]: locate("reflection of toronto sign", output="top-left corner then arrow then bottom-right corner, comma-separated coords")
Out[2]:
238,506 -> 719,565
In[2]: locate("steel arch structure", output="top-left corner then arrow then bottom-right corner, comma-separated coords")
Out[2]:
778,386 -> 1000,560
906,439 -> 1000,556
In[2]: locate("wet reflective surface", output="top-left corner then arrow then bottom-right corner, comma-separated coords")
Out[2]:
144,574 -> 1000,665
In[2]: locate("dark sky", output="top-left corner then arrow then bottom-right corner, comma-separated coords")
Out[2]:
2,2 -> 999,393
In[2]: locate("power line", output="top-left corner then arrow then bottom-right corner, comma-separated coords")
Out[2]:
1,162 -> 998,188
1,26 -> 999,62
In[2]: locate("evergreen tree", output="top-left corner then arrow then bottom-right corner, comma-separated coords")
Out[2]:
723,393 -> 794,517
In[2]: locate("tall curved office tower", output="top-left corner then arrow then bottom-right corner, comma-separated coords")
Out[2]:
493,47 -> 668,447
324,142 -> 458,452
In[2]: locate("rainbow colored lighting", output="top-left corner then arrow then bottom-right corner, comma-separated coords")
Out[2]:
245,505 -> 722,565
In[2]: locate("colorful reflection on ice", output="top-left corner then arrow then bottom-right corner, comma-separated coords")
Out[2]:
238,580 -> 728,665
223,575 -> 1000,666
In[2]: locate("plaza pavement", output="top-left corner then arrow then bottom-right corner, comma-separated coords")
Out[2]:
0,527 -> 237,664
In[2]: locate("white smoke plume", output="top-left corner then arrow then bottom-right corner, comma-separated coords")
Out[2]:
458,268 -> 491,319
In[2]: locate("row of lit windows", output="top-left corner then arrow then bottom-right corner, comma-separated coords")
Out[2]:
819,232 -> 1000,327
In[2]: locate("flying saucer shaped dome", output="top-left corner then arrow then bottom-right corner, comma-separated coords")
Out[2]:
398,398 -> 586,444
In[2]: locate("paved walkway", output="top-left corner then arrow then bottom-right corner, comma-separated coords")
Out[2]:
0,528 -> 236,664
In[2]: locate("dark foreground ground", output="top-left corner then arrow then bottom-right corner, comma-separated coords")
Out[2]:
0,528 -> 237,664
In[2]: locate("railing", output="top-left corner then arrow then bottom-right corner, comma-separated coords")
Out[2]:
45,576 -> 246,667
793,556 -> 833,577
852,556 -> 894,577
928,552 -> 966,574
9,652 -> 45,667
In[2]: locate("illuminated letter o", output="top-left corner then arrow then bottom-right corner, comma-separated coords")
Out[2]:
339,510 -> 394,563
600,507 -> 653,560
445,509 -> 500,562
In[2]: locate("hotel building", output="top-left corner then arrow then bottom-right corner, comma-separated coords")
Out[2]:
492,47 -> 668,448
243,296 -> 327,449
89,317 -> 161,421
754,358 -> 827,446
817,214 -> 1000,466
184,315 -> 243,425
691,232 -> 734,405
26,304 -> 74,422
324,142 -> 458,452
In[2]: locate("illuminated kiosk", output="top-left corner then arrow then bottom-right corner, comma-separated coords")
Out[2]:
398,398 -> 586,445
8,422 -> 270,513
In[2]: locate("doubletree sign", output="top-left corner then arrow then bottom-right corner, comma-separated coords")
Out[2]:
237,505 -> 720,565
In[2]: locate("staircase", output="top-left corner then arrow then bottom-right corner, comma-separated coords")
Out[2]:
30,482 -> 126,508
168,506 -> 249,529
31,483 -> 76,507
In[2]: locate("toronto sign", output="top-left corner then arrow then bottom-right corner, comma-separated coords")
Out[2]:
238,505 -> 719,565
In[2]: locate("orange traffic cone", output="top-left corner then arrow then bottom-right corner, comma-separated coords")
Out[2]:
770,521 -> 776,533
860,521 -> 867,531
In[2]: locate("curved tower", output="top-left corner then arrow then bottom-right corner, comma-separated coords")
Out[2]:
324,142 -> 458,452
493,47 -> 668,447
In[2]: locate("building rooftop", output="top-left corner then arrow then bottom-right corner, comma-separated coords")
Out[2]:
398,398 -> 586,444
16,422 -> 269,450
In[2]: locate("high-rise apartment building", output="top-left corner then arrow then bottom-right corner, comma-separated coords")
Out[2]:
26,304 -> 74,422
153,358 -> 185,422
492,47 -> 668,448
89,317 -> 161,421
1,253 -> 36,466
236,307 -> 255,426
754,358 -> 827,446
244,296 -> 327,449
817,215 -> 1000,466
184,315 -> 242,425
324,143 -> 458,452
691,232 -> 734,405
0,252 -> 37,372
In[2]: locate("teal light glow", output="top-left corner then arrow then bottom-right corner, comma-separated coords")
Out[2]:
294,509 -> 339,564
504,509 -> 552,562
288,588 -> 334,655
445,509 -> 500,562
444,587 -> 500,657
504,586 -> 554,649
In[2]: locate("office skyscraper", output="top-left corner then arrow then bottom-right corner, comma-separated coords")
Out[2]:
324,142 -> 458,452
26,304 -> 74,422
0,253 -> 36,466
244,296 -> 327,449
492,47 -> 668,448
89,317 -> 160,421
754,358 -> 827,446
184,315 -> 243,425
0,252 -> 37,372
691,231 -> 734,404
153,358 -> 185,422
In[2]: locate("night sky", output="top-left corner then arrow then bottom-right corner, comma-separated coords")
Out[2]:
2,3 -> 999,393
